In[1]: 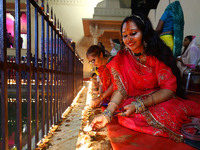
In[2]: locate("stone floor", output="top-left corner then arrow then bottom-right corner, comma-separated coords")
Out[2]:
46,81 -> 112,150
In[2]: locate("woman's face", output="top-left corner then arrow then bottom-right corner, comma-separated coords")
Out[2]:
122,20 -> 144,53
87,53 -> 103,68
183,37 -> 191,48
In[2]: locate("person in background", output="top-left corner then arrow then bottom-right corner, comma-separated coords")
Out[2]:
97,42 -> 105,50
8,33 -> 14,48
177,35 -> 200,76
91,73 -> 100,95
6,30 -> 11,48
156,1 -> 184,57
110,39 -> 121,56
90,14 -> 200,143
87,45 -> 113,108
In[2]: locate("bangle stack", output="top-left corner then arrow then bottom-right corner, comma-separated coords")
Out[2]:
131,99 -> 146,114
108,101 -> 119,109
102,108 -> 113,123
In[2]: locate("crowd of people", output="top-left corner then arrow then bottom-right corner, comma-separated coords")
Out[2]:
86,5 -> 200,147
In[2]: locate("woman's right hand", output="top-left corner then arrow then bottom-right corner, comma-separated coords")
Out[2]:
90,114 -> 109,130
90,97 -> 102,108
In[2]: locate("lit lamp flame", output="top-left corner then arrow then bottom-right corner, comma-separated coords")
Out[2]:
83,124 -> 92,132
76,81 -> 97,150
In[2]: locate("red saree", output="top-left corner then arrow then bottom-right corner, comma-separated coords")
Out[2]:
107,49 -> 200,142
98,63 -> 113,103
98,66 -> 112,93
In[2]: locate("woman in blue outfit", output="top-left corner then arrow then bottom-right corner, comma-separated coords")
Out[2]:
156,1 -> 184,57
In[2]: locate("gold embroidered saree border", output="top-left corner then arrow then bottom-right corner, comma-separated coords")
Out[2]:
142,110 -> 184,142
111,67 -> 127,97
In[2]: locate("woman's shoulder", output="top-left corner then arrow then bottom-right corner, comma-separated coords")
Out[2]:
106,49 -> 126,68
189,45 -> 200,52
147,55 -> 171,70
147,55 -> 159,66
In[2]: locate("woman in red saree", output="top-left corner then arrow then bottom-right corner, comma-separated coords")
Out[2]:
87,45 -> 113,108
91,14 -> 200,142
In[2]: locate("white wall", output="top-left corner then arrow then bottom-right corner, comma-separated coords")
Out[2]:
49,0 -> 102,44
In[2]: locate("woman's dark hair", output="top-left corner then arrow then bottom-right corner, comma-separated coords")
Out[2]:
86,45 -> 109,58
185,35 -> 193,42
120,13 -> 185,98
97,42 -> 105,50
91,73 -> 97,78
182,35 -> 193,55
111,39 -> 120,44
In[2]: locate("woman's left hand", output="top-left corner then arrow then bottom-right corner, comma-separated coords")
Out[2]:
122,103 -> 136,116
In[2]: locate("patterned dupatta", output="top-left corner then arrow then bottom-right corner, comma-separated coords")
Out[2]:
166,1 -> 184,57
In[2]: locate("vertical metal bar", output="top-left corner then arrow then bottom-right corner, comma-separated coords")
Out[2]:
34,6 -> 39,147
41,0 -> 45,138
60,35 -> 63,114
56,23 -> 59,121
185,72 -> 191,95
64,45 -> 67,109
15,0 -> 22,149
59,28 -> 61,119
50,25 -> 53,126
26,0 -> 32,149
53,15 -> 56,124
50,8 -> 53,126
73,43 -> 76,99
63,45 -> 66,109
46,2 -> 50,134
0,0 -> 8,149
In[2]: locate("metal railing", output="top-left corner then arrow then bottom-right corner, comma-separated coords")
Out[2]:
0,0 -> 83,149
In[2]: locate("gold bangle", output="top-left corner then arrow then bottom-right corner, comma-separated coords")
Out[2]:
103,109 -> 113,121
108,101 -> 119,109
102,112 -> 110,123
137,99 -> 146,112
131,101 -> 145,114
150,94 -> 155,106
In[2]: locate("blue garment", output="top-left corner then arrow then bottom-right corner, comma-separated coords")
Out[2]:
160,1 -> 184,57
160,10 -> 173,33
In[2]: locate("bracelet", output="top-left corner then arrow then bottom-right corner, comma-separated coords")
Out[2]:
103,109 -> 113,121
150,94 -> 155,106
137,99 -> 146,112
108,101 -> 119,109
131,101 -> 145,114
102,112 -> 110,123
